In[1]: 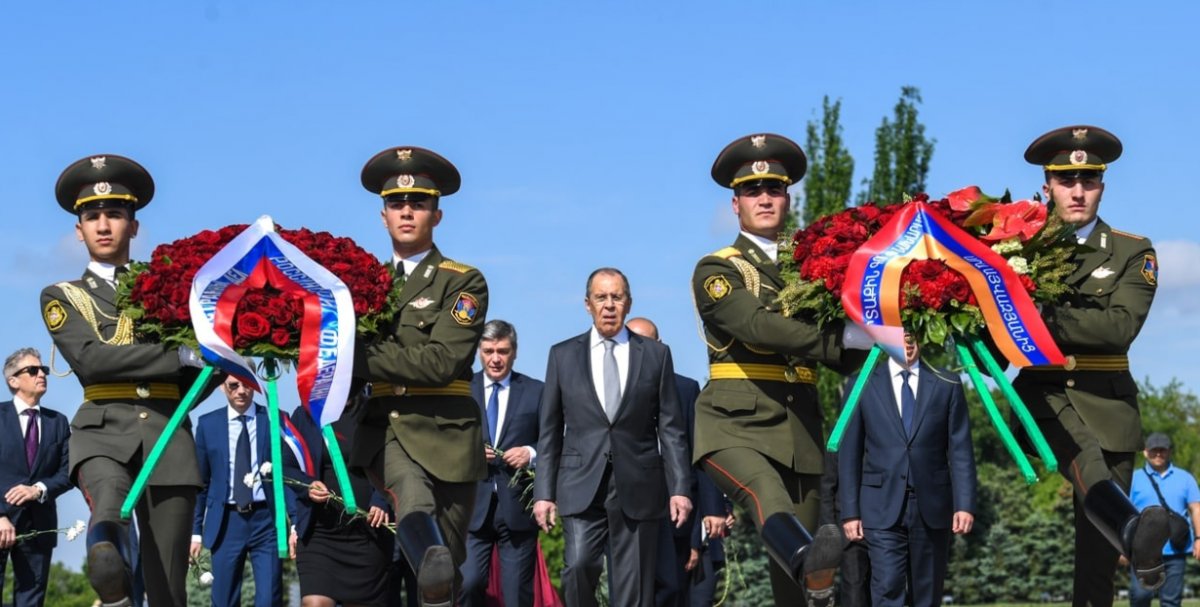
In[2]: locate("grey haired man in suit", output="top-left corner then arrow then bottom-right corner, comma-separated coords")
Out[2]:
533,268 -> 692,607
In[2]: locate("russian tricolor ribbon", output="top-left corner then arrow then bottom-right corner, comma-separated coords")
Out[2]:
840,201 -> 1065,367
189,216 -> 356,426
281,414 -> 315,477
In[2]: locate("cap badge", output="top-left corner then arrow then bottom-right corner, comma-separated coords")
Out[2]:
1070,150 -> 1087,165
396,149 -> 413,161
750,135 -> 767,149
1072,128 -> 1089,141
1091,266 -> 1115,279
751,160 -> 770,175
90,156 -> 107,170
93,182 -> 112,196
397,174 -> 415,188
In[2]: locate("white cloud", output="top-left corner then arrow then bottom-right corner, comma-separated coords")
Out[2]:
1156,240 -> 1200,289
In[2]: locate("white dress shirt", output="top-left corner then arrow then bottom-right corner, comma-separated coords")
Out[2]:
13,396 -> 48,502
740,231 -> 779,263
86,261 -> 128,288
483,373 -> 537,482
887,357 -> 921,417
226,405 -> 266,504
392,248 -> 432,278
589,326 -> 630,411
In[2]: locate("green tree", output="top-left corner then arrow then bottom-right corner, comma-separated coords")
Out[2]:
802,96 -> 855,227
859,86 -> 935,205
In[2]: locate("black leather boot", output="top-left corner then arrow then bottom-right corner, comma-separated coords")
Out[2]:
395,512 -> 455,607
1083,479 -> 1171,591
85,520 -> 132,607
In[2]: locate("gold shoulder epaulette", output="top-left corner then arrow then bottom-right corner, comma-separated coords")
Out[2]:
438,260 -> 475,274
1110,228 -> 1146,241
710,247 -> 741,259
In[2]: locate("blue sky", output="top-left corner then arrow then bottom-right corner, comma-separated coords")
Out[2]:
7,1 -> 1199,570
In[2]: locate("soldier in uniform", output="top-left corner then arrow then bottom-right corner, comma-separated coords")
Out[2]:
691,133 -> 871,606
352,146 -> 488,607
41,155 -> 207,606
1014,125 -> 1169,605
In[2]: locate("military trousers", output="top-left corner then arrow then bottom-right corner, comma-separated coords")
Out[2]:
700,447 -> 821,606
1026,393 -> 1134,607
77,455 -> 196,607
367,425 -> 476,567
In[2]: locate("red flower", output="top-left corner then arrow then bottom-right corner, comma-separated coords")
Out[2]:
270,328 -> 292,347
981,200 -> 1047,242
236,312 -> 271,340
946,186 -> 982,211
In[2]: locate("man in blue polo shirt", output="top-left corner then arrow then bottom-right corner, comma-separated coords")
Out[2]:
1128,432 -> 1200,607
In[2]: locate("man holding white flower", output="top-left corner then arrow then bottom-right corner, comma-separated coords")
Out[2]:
0,347 -> 72,606
191,374 -> 293,607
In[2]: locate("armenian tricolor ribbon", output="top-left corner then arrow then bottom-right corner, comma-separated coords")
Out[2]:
840,201 -> 1065,367
189,216 -> 356,426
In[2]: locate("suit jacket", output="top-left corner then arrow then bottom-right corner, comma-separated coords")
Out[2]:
283,406 -> 389,542
691,235 -> 862,474
41,268 -> 204,486
0,402 -> 71,550
192,404 -> 294,549
352,246 -> 489,484
672,375 -> 725,556
469,370 -> 544,533
838,362 -> 976,530
533,330 -> 690,520
1013,218 -> 1156,452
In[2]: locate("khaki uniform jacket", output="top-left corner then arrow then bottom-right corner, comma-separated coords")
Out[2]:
40,269 -> 202,487
351,246 -> 489,483
691,235 -> 851,474
1014,218 -> 1157,452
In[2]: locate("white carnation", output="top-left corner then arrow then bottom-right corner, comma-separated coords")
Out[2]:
199,571 -> 214,586
65,520 -> 86,541
243,472 -> 258,489
259,461 -> 273,476
1007,256 -> 1030,275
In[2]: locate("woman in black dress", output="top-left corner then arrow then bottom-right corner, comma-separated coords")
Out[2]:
285,397 -> 396,607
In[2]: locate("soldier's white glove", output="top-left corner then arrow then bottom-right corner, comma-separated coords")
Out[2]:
842,324 -> 874,351
178,346 -> 205,368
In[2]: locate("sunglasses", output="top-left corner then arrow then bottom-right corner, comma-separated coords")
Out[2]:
13,365 -> 49,377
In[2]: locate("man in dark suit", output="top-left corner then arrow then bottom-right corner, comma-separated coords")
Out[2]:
191,374 -> 290,607
533,269 -> 692,607
839,335 -> 977,606
460,319 -> 545,607
0,348 -> 71,606
626,317 -> 728,607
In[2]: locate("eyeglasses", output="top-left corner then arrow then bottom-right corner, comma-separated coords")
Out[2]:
13,365 -> 49,378
589,293 -> 628,305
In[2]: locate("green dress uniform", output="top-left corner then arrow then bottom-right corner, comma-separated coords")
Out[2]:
1014,126 -> 1168,605
42,154 -> 202,607
692,134 -> 859,606
353,146 -> 488,607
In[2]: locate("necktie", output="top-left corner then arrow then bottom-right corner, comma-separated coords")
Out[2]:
900,370 -> 916,437
603,339 -> 621,421
486,383 -> 500,446
395,262 -> 407,289
24,409 -> 38,469
233,415 -> 253,509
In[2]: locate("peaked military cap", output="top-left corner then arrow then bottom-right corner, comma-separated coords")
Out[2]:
361,146 -> 461,200
711,133 -> 807,189
55,154 -> 154,214
1025,125 -> 1123,174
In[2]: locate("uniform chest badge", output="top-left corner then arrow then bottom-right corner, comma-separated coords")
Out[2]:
451,292 -> 479,325
1142,254 -> 1158,286
409,297 -> 435,309
1091,266 -> 1115,279
44,300 -> 67,332
704,275 -> 732,301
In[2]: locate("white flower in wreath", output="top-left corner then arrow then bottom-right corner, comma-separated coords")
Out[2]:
1007,256 -> 1030,275
991,238 -> 1022,255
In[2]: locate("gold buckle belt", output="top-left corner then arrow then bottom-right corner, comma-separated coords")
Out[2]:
1027,354 -> 1129,372
369,380 -> 472,399
709,363 -> 816,384
84,382 -> 181,401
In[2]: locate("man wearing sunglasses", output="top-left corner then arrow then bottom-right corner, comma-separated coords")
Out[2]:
0,348 -> 71,606
352,146 -> 489,607
691,133 -> 871,606
40,155 -> 208,606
